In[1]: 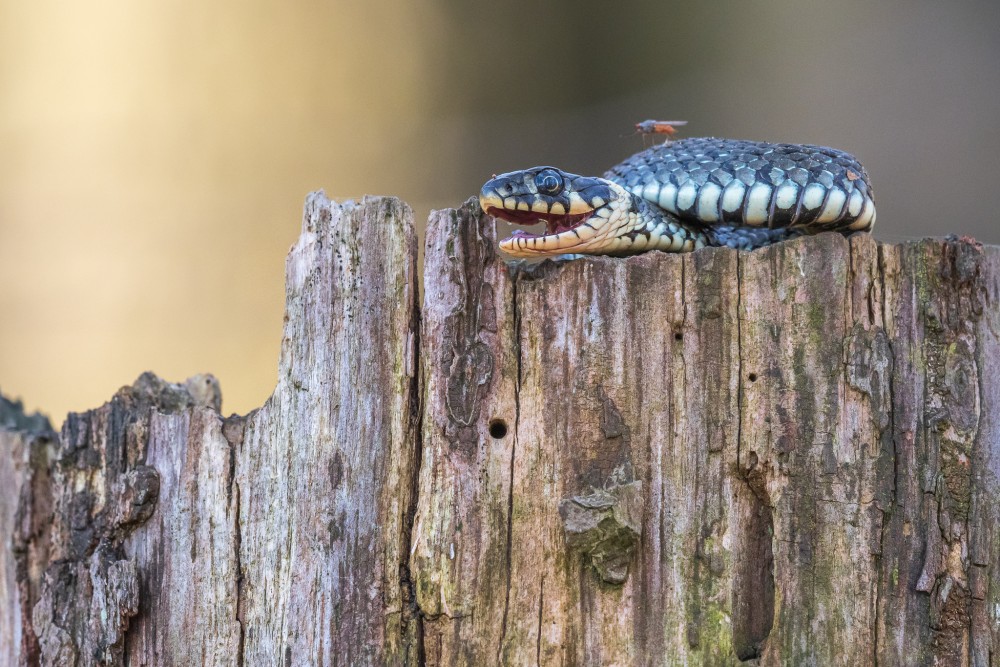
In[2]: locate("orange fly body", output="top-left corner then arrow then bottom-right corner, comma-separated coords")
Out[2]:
634,120 -> 688,146
634,120 -> 688,136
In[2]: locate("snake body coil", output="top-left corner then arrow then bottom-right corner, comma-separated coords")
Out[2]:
479,137 -> 875,257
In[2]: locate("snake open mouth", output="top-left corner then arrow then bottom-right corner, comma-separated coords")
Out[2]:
485,206 -> 593,239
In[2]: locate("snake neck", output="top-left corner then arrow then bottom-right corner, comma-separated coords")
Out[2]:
626,195 -> 711,253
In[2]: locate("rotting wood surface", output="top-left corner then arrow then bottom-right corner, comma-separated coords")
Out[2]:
1,194 -> 998,666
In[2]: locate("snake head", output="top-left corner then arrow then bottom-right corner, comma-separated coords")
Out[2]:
479,167 -> 642,257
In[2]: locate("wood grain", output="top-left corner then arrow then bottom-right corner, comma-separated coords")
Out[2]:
1,194 -> 997,666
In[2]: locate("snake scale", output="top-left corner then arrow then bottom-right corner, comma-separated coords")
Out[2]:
479,137 -> 875,257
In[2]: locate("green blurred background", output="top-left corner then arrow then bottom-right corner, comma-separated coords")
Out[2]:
2,0 -> 998,421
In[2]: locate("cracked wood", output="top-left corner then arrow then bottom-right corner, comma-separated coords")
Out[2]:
412,200 -> 1000,666
1,194 -> 998,666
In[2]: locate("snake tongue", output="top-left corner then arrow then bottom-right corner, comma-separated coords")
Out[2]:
547,218 -> 579,235
486,206 -> 592,237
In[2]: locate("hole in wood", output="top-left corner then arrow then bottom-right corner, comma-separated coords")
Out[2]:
674,331 -> 684,341
488,419 -> 508,439
748,372 -> 758,382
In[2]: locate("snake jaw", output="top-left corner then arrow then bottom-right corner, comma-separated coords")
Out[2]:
480,170 -> 642,257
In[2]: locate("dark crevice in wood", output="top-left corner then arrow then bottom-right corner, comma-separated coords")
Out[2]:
679,253 -> 688,333
400,269 -> 425,667
497,272 -> 522,663
233,480 -> 245,667
535,575 -> 545,666
732,461 -> 776,659
731,486 -> 776,662
222,414 -> 247,667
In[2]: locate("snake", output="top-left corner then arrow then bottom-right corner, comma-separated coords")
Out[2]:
478,137 -> 876,257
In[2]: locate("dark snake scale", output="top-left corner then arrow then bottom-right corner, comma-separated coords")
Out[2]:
479,137 -> 876,257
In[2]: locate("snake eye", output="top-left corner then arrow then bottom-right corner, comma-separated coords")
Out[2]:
534,169 -> 563,195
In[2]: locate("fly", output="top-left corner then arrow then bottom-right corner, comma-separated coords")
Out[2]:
634,120 -> 688,146
635,119 -> 688,136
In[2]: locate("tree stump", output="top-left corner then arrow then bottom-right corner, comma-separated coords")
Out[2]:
1,193 -> 998,666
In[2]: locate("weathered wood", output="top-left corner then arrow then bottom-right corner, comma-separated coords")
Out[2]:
4,374 -> 218,666
1,194 -> 421,666
1,193 -> 998,666
875,240 -> 1000,666
121,378 -> 241,664
234,194 -> 420,665
412,201 -> 1000,665
0,398 -> 54,667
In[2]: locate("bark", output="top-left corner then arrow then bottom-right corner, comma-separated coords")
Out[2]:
1,194 -> 998,666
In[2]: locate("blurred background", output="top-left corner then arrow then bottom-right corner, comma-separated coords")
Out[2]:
2,0 -> 999,422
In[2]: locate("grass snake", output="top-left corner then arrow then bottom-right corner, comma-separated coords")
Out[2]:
479,137 -> 875,257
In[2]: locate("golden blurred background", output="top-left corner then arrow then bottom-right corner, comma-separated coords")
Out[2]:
2,0 -> 999,423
